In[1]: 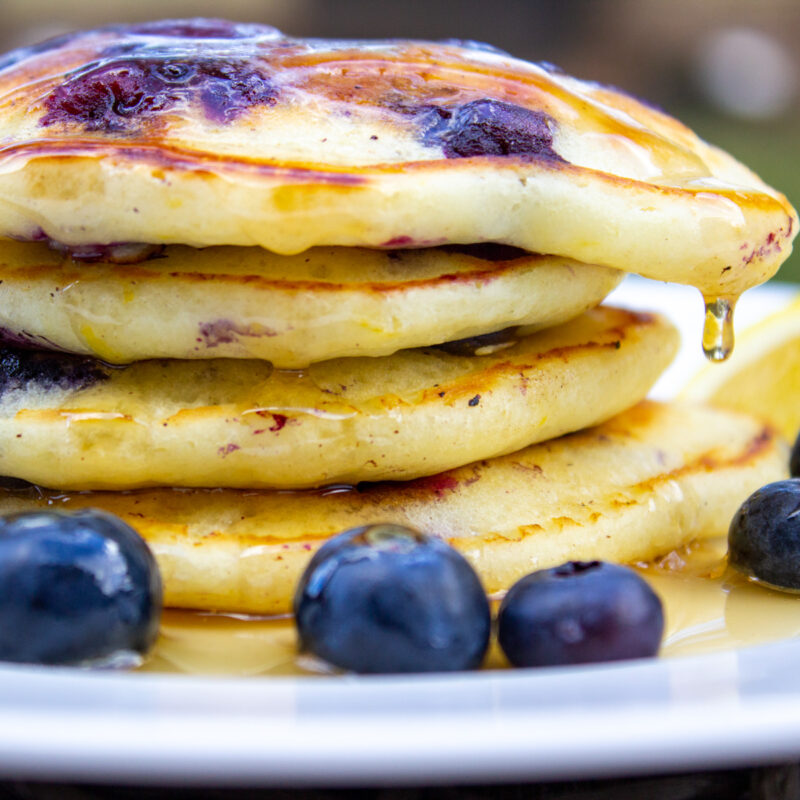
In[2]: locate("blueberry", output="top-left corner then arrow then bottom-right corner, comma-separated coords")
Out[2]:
790,432 -> 800,478
0,510 -> 162,666
434,327 -> 517,356
293,524 -> 491,673
41,57 -> 277,131
437,99 -> 564,161
0,347 -> 108,398
728,479 -> 800,589
497,561 -> 664,668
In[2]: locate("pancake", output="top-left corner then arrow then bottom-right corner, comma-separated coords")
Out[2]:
0,21 -> 794,301
0,305 -> 676,490
0,401 -> 784,614
0,240 -> 622,366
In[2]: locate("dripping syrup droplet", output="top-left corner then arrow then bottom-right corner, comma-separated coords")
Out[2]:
702,296 -> 735,362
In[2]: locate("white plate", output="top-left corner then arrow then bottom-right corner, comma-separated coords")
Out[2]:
0,277 -> 798,789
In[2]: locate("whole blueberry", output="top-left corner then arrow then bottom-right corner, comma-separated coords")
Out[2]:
497,561 -> 664,668
0,509 -> 162,666
293,524 -> 491,673
789,432 -> 800,478
728,479 -> 800,589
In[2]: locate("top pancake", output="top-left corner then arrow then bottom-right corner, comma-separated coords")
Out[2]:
0,19 -> 795,298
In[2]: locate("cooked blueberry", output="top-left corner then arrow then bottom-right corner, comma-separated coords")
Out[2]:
0,328 -> 63,352
0,348 -> 108,397
293,524 -> 490,673
437,99 -> 564,161
41,56 -> 276,130
434,328 -> 517,356
0,510 -> 162,666
497,561 -> 664,668
728,479 -> 800,589
790,432 -> 800,478
46,240 -> 165,264
441,243 -> 529,262
155,62 -> 195,83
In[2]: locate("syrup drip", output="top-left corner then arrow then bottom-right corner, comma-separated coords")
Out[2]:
702,295 -> 736,362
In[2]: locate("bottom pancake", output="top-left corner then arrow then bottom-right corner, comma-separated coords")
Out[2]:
0,401 -> 785,614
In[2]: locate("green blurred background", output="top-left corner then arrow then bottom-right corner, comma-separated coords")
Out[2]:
3,0 -> 798,280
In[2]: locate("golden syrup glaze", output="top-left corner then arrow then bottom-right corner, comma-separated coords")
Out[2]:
0,21 -> 792,304
141,538 -> 800,676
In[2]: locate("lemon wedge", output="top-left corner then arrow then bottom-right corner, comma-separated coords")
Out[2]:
681,294 -> 800,440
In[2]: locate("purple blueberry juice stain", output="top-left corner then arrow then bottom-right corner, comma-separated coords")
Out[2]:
441,243 -> 528,261
253,411 -> 294,434
268,413 -> 288,432
0,327 -> 69,353
47,240 -> 165,264
432,98 -> 564,161
41,55 -> 277,131
0,348 -> 108,397
17,231 -> 165,264
357,473 -> 460,499
198,320 -> 276,349
199,321 -> 238,347
381,236 -> 415,247
379,236 -> 448,248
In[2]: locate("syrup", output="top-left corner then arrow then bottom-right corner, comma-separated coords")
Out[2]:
139,538 -> 800,676
702,295 -> 736,362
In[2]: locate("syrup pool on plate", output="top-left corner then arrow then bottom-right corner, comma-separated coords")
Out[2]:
139,537 -> 800,675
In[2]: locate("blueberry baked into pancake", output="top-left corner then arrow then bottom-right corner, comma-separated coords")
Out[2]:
0,20 -> 793,619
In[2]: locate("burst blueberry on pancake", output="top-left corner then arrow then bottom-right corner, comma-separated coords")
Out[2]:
0,402 -> 785,614
0,19 -> 794,302
0,306 -> 676,489
0,240 -> 622,366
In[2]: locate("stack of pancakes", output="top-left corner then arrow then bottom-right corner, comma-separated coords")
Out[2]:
0,20 -> 793,613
